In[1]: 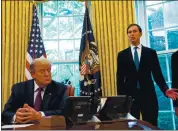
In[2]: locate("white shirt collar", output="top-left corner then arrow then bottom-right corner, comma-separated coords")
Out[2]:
34,80 -> 47,92
131,44 -> 142,50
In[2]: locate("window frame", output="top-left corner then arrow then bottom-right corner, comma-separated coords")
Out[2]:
37,1 -> 87,96
135,0 -> 178,129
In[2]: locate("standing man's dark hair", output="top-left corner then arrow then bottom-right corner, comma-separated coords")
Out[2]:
127,24 -> 142,34
117,23 -> 178,126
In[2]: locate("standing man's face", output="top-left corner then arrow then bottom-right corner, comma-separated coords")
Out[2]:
127,25 -> 142,46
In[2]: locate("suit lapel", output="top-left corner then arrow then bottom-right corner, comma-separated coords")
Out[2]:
127,47 -> 137,71
26,80 -> 35,107
138,45 -> 146,71
42,82 -> 54,110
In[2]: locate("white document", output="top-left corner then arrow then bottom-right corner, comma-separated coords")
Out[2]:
2,124 -> 34,129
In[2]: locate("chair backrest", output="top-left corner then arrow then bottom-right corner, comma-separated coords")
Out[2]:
66,85 -> 75,96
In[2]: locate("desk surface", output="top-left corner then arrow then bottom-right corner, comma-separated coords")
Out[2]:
2,119 -> 159,130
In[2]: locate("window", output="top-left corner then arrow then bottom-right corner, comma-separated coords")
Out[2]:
38,1 -> 85,96
136,0 -> 178,130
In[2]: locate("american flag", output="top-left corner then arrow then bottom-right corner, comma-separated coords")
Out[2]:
25,4 -> 46,80
79,6 -> 102,97
80,60 -> 88,75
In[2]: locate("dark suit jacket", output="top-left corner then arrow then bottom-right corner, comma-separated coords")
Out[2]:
117,45 -> 168,107
171,50 -> 178,107
1,79 -> 67,124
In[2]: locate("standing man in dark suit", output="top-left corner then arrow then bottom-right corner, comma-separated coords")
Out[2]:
2,58 -> 67,124
171,50 -> 178,116
117,24 -> 178,126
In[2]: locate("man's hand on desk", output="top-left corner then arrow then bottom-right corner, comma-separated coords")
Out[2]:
15,104 -> 42,123
15,108 -> 27,123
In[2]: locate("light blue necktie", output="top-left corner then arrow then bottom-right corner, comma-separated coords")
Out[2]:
134,47 -> 140,89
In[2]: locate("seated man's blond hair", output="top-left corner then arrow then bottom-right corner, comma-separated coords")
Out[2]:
30,57 -> 51,73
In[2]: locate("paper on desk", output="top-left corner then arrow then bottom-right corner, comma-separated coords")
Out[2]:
2,124 -> 34,129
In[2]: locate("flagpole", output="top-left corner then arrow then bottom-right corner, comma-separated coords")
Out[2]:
31,0 -> 38,8
32,2 -> 36,59
85,1 -> 90,96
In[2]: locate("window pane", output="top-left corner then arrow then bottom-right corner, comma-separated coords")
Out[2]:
147,4 -> 164,30
59,40 -> 74,60
158,54 -> 168,81
43,1 -> 57,17
167,53 -> 173,82
73,1 -> 85,15
41,1 -> 85,97
59,64 -> 74,82
72,64 -> 80,95
158,112 -> 174,130
74,39 -> 80,60
149,31 -> 166,51
51,64 -> 58,81
174,113 -> 178,129
44,41 -> 58,61
43,17 -> 58,39
51,64 -> 80,96
167,28 -> 178,49
58,1 -> 73,16
155,84 -> 171,110
164,1 -> 178,27
74,16 -> 84,38
58,17 -> 74,39
146,1 -> 163,6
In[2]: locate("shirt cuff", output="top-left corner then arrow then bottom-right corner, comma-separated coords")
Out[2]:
40,111 -> 45,117
12,115 -> 16,123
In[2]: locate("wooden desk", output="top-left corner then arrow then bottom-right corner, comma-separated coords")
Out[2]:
2,118 -> 160,130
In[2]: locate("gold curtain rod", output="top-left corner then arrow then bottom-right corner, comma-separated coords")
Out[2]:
30,0 -> 48,4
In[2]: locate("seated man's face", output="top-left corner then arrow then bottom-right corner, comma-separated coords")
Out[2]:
32,62 -> 52,87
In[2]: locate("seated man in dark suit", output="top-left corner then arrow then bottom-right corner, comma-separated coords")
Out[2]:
2,58 -> 67,124
171,50 -> 178,116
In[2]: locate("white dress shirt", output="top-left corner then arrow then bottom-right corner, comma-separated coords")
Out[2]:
130,44 -> 142,62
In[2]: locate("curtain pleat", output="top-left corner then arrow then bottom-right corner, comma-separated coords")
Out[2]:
2,1 -> 33,109
91,1 -> 136,96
